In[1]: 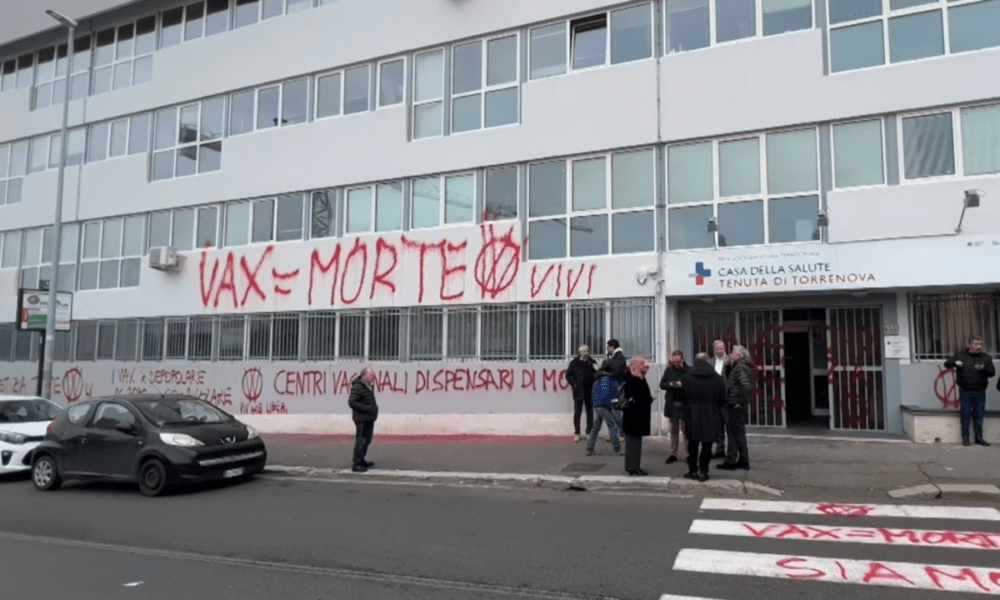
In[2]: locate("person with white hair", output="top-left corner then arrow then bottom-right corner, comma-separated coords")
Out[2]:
565,345 -> 597,441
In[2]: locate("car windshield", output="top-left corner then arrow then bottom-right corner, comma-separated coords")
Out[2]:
0,399 -> 63,423
134,398 -> 230,426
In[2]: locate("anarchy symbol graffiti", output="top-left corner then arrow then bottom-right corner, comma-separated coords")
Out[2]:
62,368 -> 84,404
242,367 -> 264,403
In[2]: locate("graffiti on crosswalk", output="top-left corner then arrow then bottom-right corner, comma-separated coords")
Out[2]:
699,498 -> 1000,521
690,519 -> 1000,550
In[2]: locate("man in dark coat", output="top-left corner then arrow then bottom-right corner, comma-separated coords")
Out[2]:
659,350 -> 689,464
944,336 -> 995,446
605,338 -> 628,384
678,352 -> 726,482
347,367 -> 379,472
565,345 -> 597,441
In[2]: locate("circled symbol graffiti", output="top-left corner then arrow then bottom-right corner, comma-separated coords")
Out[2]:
933,368 -> 959,410
816,503 -> 872,518
62,368 -> 84,404
242,368 -> 264,403
474,225 -> 520,299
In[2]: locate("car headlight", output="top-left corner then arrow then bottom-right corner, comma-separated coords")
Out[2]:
159,433 -> 204,447
0,430 -> 28,445
245,425 -> 259,440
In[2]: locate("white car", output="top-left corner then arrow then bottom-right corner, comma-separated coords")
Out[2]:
0,395 -> 63,476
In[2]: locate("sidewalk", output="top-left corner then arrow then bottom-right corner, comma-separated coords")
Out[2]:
259,431 -> 1000,502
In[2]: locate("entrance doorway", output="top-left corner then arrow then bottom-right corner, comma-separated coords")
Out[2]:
690,306 -> 885,431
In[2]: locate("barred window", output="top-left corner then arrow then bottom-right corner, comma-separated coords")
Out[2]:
529,303 -> 566,360
370,310 -> 401,361
410,308 -> 443,361
481,305 -> 519,361
0,324 -> 14,361
911,292 -> 999,360
305,312 -> 336,361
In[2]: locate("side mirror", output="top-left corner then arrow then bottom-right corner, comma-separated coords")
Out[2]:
115,423 -> 138,436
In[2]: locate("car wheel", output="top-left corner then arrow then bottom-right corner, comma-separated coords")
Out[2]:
32,455 -> 62,491
138,459 -> 169,497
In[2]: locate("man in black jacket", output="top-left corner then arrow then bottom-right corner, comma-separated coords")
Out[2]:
659,350 -> 689,464
347,367 -> 379,471
678,353 -> 726,482
944,336 -> 995,446
565,345 -> 597,441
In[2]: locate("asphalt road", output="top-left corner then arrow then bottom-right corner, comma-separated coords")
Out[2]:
1,472 -> 998,600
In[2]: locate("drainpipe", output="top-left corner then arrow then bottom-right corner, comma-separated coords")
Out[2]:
654,0 -> 666,436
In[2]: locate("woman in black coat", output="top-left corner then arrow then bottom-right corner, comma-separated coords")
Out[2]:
621,356 -> 654,476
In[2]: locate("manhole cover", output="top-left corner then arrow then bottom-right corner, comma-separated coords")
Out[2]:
562,462 -> 606,473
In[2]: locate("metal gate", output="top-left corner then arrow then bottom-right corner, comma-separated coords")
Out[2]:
827,307 -> 885,431
692,310 -> 786,428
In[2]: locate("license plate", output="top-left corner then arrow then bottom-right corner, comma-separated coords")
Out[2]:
223,467 -> 245,479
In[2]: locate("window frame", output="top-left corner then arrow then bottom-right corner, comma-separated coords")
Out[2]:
449,31 -> 521,135
666,126 -> 823,250
343,181 -> 404,236
410,171 -> 478,230
896,106 -> 961,182
826,0 -> 990,74
412,47 -> 446,139
830,116 -> 889,189
376,57 -> 406,109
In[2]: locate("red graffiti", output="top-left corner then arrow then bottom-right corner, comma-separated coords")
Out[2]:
474,224 -> 520,299
370,238 -> 398,299
934,368 -> 959,409
414,368 -> 515,394
62,368 -> 86,404
741,523 -> 1000,549
529,263 -> 597,299
775,557 -> 1000,590
816,502 -> 871,517
200,227 -> 594,310
274,370 -> 327,397
242,368 -> 264,403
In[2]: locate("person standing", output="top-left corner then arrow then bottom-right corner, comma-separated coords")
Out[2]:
678,353 -> 726,482
347,367 -> 379,472
659,350 -> 689,464
605,339 -> 628,443
586,364 -> 622,456
710,340 -> 730,459
944,336 -> 995,446
565,345 -> 597,442
717,345 -> 753,471
621,357 -> 654,476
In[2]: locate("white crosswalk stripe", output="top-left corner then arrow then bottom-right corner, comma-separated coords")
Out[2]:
665,497 -> 1000,597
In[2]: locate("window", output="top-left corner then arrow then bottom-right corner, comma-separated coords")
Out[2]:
666,0 -> 813,54
899,103 -> 1000,180
78,216 -> 144,290
832,119 -> 886,187
344,65 -> 371,114
411,173 -> 476,228
70,36 -> 92,101
828,0 -> 997,73
0,60 -> 15,93
31,45 -> 67,110
316,71 -> 342,119
141,318 -> 164,361
90,18 -> 155,96
481,305 -> 519,360
571,15 -> 608,69
257,79 -> 309,129
18,224 -> 78,291
311,189 -> 336,238
462,34 -> 519,130
484,165 -> 519,221
410,309 -> 443,360
345,182 -> 403,234
148,208 -> 197,251
528,149 -> 656,260
197,206 -> 219,248
413,49 -> 444,138
911,292 -> 999,360
378,59 -> 405,107
151,97 -> 224,181
224,194 -> 304,246
161,7 -> 184,48
611,4 -> 654,64
667,128 -> 821,250
1,140 -> 27,205
235,0 -> 262,28
529,23 -> 567,79
901,112 -> 955,179
1,230 -> 21,268
15,54 -> 33,90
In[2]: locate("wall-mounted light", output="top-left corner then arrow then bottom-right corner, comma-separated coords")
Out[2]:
817,210 -> 830,228
707,217 -> 718,233
956,189 -> 985,232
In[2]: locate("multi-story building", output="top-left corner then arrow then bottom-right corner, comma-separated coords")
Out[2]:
1,0 -> 998,440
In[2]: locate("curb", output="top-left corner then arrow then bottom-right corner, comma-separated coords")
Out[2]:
262,465 -> 784,496
888,483 -> 1000,499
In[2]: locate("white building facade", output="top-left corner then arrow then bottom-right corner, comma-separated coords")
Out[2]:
1,0 -> 998,439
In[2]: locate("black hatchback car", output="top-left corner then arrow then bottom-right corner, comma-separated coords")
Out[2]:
31,394 -> 267,497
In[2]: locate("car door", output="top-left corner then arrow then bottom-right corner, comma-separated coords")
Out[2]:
78,402 -> 144,479
54,402 -> 96,475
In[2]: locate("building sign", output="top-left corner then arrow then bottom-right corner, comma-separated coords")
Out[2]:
16,289 -> 73,332
668,234 -> 1000,297
685,249 -> 875,292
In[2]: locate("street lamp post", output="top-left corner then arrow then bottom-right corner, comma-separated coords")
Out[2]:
39,8 -> 78,400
